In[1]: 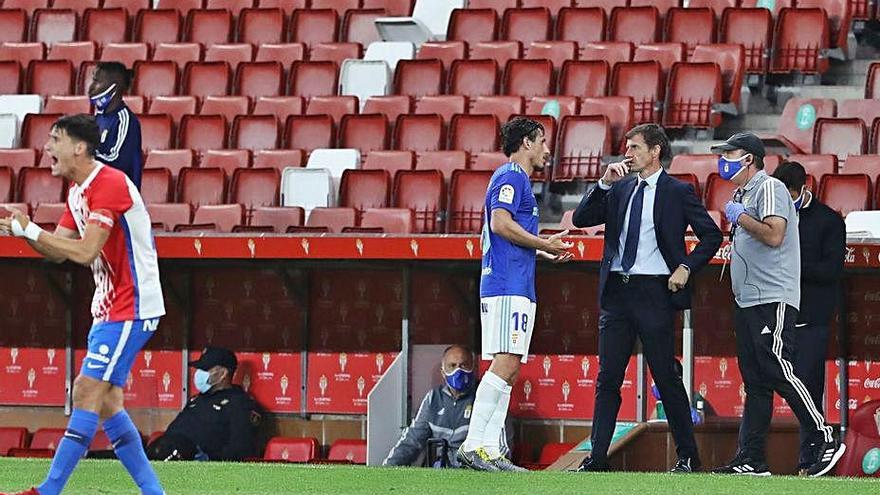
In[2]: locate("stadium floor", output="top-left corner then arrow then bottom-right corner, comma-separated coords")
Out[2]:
1,459 -> 879,494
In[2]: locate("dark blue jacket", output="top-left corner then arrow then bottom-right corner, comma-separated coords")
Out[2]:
573,170 -> 722,309
95,104 -> 143,188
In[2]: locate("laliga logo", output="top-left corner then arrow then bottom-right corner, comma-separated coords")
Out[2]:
465,239 -> 474,257
280,375 -> 289,396
357,280 -> 367,300
845,247 -> 855,263
523,380 -> 533,401
301,238 -> 310,255
577,240 -> 585,258
193,239 -> 202,256
319,374 -> 328,396
699,382 -> 708,397
562,380 -> 571,403
581,309 -> 590,329
224,301 -> 234,321
243,280 -> 254,298
543,356 -> 552,377
10,347 -> 18,365
242,374 -> 251,392
263,303 -> 272,321
205,277 -> 215,298
543,309 -> 552,327
144,351 -> 152,369
27,368 -> 36,389
247,238 -> 256,258
393,283 -> 402,302
281,448 -> 289,461
431,282 -> 441,301
339,303 -> 349,324
357,376 -> 366,397
410,239 -> 419,256
561,284 -> 571,303
162,372 -> 171,393
355,238 -> 364,256
262,353 -> 271,371
376,353 -> 384,374
581,357 -> 590,379
47,349 -> 55,366
864,248 -> 872,264
719,358 -> 728,380
339,353 -> 348,373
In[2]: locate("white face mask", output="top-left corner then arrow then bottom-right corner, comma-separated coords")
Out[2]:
193,369 -> 213,394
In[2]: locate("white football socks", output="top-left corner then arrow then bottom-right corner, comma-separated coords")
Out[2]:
461,370 -> 508,452
483,381 -> 512,458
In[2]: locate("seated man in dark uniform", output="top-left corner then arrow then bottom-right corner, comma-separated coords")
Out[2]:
147,347 -> 262,462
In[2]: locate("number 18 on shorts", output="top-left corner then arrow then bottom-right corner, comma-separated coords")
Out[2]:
480,295 -> 536,363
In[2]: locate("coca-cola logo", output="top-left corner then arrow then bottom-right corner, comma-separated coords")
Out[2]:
845,247 -> 855,263
864,377 -> 880,389
714,244 -> 732,261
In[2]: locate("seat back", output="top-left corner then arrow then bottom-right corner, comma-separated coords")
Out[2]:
361,207 -> 414,233
393,169 -> 444,233
610,61 -> 662,124
721,7 -> 772,74
235,61 -> 284,99
819,173 -> 872,216
280,168 -> 333,211
813,117 -> 866,159
447,169 -> 493,233
263,437 -> 319,462
327,439 -> 367,464
554,115 -> 611,182
777,97 -> 837,154
178,167 -> 227,207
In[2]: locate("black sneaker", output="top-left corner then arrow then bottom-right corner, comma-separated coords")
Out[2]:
711,456 -> 770,476
457,446 -> 501,472
670,457 -> 701,473
574,457 -> 611,472
805,441 -> 846,477
491,455 -> 529,472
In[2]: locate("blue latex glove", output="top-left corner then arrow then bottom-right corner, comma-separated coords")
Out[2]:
725,201 -> 746,226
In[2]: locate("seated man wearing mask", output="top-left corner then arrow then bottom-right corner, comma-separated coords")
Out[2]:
384,345 -> 510,467
147,347 -> 262,462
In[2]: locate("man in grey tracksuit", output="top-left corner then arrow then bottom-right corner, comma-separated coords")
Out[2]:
384,345 -> 510,467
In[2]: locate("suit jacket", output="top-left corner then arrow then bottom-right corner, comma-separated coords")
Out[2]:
572,170 -> 723,310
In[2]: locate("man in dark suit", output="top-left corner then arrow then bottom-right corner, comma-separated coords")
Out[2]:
572,124 -> 722,473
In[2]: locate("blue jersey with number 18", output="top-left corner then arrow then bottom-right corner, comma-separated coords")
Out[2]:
479,162 -> 539,302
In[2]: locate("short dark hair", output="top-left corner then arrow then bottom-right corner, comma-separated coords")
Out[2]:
625,123 -> 671,162
772,161 -> 806,190
752,154 -> 765,170
53,114 -> 100,157
96,61 -> 132,90
501,117 -> 544,157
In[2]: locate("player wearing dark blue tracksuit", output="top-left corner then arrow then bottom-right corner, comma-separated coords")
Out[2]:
89,62 -> 143,189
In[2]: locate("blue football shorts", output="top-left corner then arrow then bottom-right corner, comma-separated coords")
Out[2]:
80,318 -> 160,387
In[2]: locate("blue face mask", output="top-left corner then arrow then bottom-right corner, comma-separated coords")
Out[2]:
193,369 -> 213,394
717,153 -> 751,181
793,186 -> 807,211
90,83 -> 117,113
443,367 -> 474,392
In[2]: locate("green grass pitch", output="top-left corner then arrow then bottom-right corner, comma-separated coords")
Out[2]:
0,458 -> 878,494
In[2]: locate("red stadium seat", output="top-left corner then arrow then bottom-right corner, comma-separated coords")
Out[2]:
17,167 -> 64,206
289,9 -> 339,46
255,43 -> 306,66
467,0 -> 517,15
231,167 -> 280,215
306,207 -> 356,232
558,60 -> 609,98
100,43 -> 149,68
526,41 -> 577,71
30,428 -> 65,451
235,61 -> 283,98
27,60 -> 73,98
394,114 -> 444,153
448,59 -> 498,99
581,41 -> 632,66
0,167 -> 12,203
556,8 -> 605,53
182,61 -> 231,98
0,149 -> 37,175
688,0 -> 736,11
21,113 -> 62,150
416,42 -> 465,72
147,203 -> 191,231
200,149 -> 251,175
309,42 -> 362,65
470,41 -> 522,69
144,150 -> 195,177
363,96 -> 412,125
447,8 -> 497,44
48,42 -> 95,74
362,0 -> 412,15
873,120 -> 880,154
632,43 -> 685,74
704,173 -> 738,229
178,167 -> 227,207
253,149 -> 305,172
771,8 -> 830,75
263,437 -> 319,462
580,96 -> 634,155
179,114 -> 228,156
32,9 -> 76,45
0,9 -> 27,43
288,61 -> 338,98
781,154 -> 838,178
259,0 -> 308,16
609,7 -> 659,45
201,96 -> 251,123
233,115 -> 279,151
501,8 -> 551,47
554,115 -> 611,182
82,8 -> 127,47
310,0 -> 359,12
132,60 -> 178,98
813,118 -> 867,158
75,60 -> 101,96
471,151 -> 507,172
134,9 -> 181,47
0,42 -> 44,68
521,0 -> 572,15
284,114 -> 334,154
138,114 -> 174,151
0,60 -> 21,94
526,96 -> 578,119
394,59 -> 443,97
664,7 -> 714,58
448,170 -> 492,233
163,0 -> 203,17
141,167 -> 173,204
503,59 -> 553,99
669,172 -> 701,199
691,44 -> 745,110
416,150 -> 468,179
509,114 -> 556,157
472,96 -> 524,123
342,9 -> 383,46
663,62 -> 722,129
192,204 -> 245,232
363,150 -> 414,175
339,169 -> 391,219
205,43 -> 254,71
0,427 -> 28,456
253,96 -> 306,122
149,96 -> 197,126
152,42 -> 201,69
123,97 -> 145,114
249,206 -> 304,232
611,61 -> 663,124
415,95 -> 467,123
721,8 -> 772,74
819,173 -> 873,215
838,99 -> 880,130
775,97 -> 837,154
206,0 -> 255,17
867,62 -> 880,99
339,114 -> 390,155
841,155 -> 880,177
449,114 -> 499,157
393,169 -> 444,233
185,9 -> 232,46
670,154 -> 720,188
306,95 -> 358,125
104,0 -> 150,16
796,0 -> 851,54
361,208 -> 414,233
538,443 -> 576,465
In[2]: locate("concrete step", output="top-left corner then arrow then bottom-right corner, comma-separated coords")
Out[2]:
791,84 -> 865,100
